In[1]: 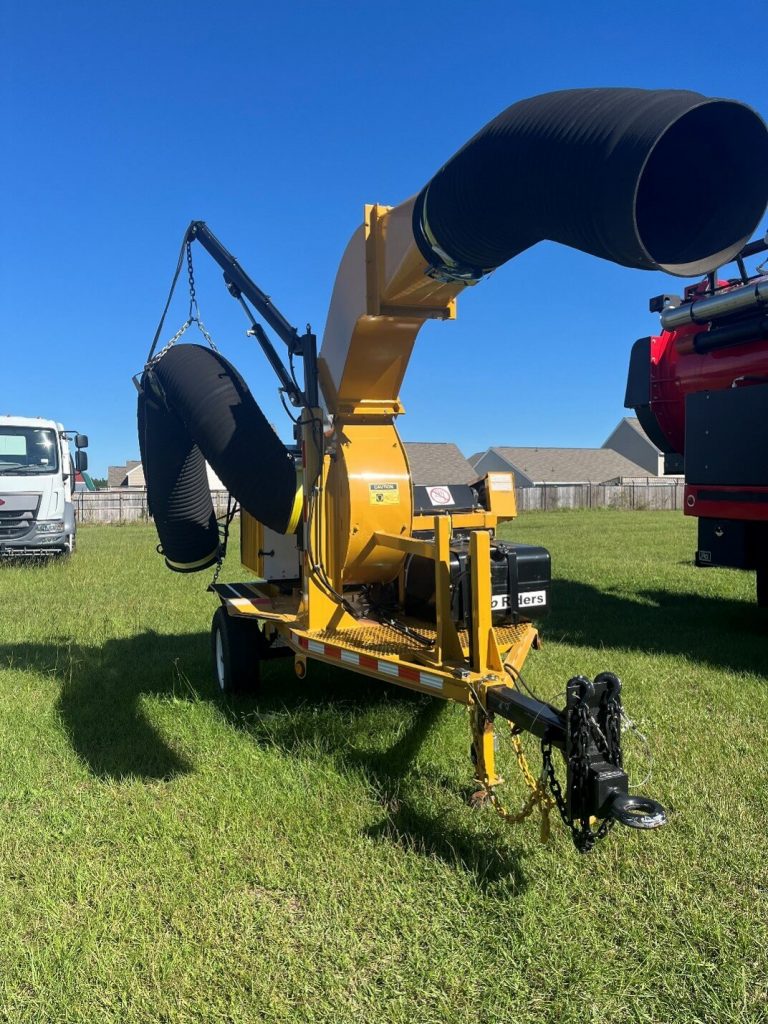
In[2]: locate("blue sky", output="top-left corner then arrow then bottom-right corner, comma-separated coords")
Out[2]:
2,1 -> 766,476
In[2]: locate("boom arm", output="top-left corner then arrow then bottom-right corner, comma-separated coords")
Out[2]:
186,221 -> 319,408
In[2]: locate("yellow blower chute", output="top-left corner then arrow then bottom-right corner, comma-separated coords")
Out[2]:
138,87 -> 768,852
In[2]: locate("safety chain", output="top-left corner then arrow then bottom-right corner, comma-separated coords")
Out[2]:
540,736 -> 612,853
540,685 -> 621,853
605,690 -> 623,769
485,724 -> 556,843
209,494 -> 240,589
210,552 -> 224,589
479,680 -> 626,851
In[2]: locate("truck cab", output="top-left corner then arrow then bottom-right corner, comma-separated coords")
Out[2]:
0,415 -> 88,558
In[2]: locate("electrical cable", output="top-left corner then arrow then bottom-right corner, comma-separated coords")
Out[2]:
359,585 -> 434,648
504,661 -> 543,702
289,347 -> 302,397
620,710 -> 654,788
305,485 -> 358,617
279,389 -> 300,425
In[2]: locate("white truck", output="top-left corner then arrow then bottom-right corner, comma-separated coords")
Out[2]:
0,416 -> 88,558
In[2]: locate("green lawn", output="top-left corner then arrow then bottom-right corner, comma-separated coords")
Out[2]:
0,512 -> 766,1023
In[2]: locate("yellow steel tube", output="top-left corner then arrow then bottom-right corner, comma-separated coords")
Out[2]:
469,529 -> 503,675
373,532 -> 435,559
434,516 -> 464,664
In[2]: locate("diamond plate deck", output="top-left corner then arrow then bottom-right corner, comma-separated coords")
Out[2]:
306,620 -> 531,660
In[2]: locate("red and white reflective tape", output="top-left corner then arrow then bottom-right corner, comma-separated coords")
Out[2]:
220,583 -> 273,615
291,631 -> 443,691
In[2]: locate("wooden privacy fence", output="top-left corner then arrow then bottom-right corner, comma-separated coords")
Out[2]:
74,490 -> 232,523
515,481 -> 686,512
75,482 -> 686,523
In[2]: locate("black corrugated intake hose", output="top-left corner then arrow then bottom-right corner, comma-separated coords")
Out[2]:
138,378 -> 220,572
413,88 -> 768,279
138,344 -> 299,573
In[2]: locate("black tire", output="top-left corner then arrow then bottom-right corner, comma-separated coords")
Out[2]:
211,605 -> 262,696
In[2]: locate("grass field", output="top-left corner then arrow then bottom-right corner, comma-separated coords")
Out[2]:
0,511 -> 767,1023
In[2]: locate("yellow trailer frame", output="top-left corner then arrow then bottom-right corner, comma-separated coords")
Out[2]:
218,514 -> 537,794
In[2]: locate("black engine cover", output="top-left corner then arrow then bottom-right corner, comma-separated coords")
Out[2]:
404,537 -> 550,628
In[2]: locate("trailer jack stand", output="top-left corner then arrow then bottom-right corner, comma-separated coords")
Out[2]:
473,671 -> 666,852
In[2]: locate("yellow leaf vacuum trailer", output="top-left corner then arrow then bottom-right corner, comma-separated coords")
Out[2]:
138,88 -> 768,852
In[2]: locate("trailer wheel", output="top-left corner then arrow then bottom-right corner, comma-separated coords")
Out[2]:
211,605 -> 261,696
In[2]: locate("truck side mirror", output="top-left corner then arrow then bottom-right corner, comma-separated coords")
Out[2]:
75,434 -> 89,449
75,450 -> 88,472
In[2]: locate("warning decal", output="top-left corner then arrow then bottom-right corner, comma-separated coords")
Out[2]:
369,482 -> 400,505
426,486 -> 455,506
488,473 -> 514,491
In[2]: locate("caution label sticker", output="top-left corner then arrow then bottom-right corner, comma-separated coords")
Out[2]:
369,482 -> 400,505
488,473 -> 514,492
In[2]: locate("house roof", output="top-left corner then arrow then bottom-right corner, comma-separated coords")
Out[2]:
403,442 -> 477,485
604,416 -> 660,451
623,416 -> 646,437
486,446 -> 651,483
107,464 -> 127,487
107,460 -> 224,489
108,460 -> 145,487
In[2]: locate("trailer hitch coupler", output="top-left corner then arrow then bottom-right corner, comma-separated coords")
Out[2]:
606,792 -> 667,830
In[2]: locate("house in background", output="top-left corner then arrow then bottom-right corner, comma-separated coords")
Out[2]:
402,442 -> 478,485
107,444 -> 477,499
107,460 -> 225,490
107,427 -> 670,497
108,460 -> 144,488
602,416 -> 683,476
470,415 -> 687,486
469,446 -> 653,486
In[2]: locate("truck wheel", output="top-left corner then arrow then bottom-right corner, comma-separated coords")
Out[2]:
57,534 -> 75,559
211,605 -> 261,696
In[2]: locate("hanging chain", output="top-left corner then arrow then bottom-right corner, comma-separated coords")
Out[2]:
144,243 -> 219,373
209,494 -> 239,590
187,242 -> 199,321
186,242 -> 219,353
484,723 -> 555,843
606,691 -> 623,768
540,691 -> 618,854
210,547 -> 225,589
143,319 -> 193,371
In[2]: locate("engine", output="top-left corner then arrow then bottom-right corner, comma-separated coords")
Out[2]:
404,538 -> 551,629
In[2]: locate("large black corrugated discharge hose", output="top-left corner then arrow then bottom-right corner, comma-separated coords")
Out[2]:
413,88 -> 768,278
138,344 -> 297,572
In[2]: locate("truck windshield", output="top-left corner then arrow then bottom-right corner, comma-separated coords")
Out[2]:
0,427 -> 60,474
